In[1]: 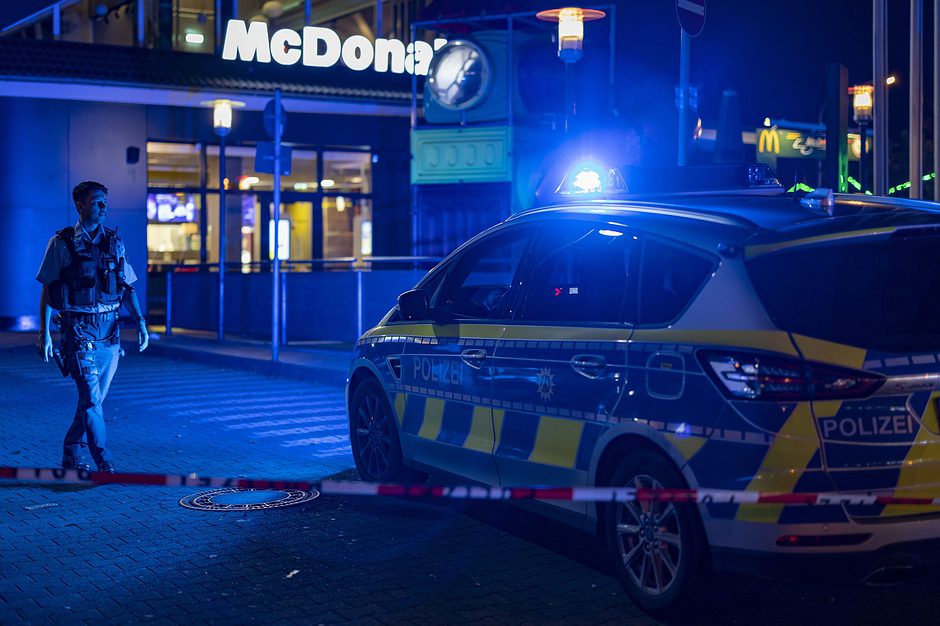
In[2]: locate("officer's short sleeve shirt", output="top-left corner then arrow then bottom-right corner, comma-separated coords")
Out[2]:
35,223 -> 137,313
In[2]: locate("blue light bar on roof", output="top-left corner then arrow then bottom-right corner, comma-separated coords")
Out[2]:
556,162 -> 628,196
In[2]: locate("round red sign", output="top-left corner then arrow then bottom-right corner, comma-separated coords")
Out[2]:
676,0 -> 706,37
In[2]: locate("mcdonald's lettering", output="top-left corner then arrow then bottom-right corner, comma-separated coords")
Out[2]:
758,128 -> 781,154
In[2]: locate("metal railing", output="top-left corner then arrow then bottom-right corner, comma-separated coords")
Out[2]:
152,257 -> 441,348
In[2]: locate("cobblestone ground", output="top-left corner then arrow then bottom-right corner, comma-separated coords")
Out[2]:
2,335 -> 939,625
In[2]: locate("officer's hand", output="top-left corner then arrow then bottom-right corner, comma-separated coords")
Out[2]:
137,322 -> 149,352
37,332 -> 52,362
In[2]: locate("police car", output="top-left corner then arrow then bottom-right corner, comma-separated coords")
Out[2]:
345,163 -> 940,614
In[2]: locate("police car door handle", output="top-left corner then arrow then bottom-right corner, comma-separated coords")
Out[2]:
460,348 -> 487,369
571,354 -> 606,378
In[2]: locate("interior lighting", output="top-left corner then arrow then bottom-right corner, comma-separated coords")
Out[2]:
886,75 -> 896,85
536,7 -> 607,63
185,32 -> 205,45
239,176 -> 260,190
320,179 -> 335,188
293,182 -> 309,190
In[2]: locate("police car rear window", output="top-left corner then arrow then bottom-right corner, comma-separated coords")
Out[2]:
746,235 -> 940,352
638,239 -> 715,326
517,223 -> 637,324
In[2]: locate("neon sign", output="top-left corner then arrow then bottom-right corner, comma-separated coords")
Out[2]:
221,19 -> 446,76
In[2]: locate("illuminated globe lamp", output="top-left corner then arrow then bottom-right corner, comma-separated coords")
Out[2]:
200,98 -> 244,340
213,99 -> 233,136
536,7 -> 606,64
852,84 -> 874,124
851,84 -> 874,193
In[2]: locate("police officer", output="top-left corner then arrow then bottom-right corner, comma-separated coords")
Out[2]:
35,181 -> 149,473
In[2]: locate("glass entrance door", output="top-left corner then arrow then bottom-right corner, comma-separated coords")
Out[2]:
242,193 -> 315,270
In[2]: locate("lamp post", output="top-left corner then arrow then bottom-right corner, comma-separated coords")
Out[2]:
852,84 -> 874,193
203,98 -> 244,340
536,6 -> 606,133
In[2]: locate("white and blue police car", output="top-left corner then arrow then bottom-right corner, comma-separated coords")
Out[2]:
346,163 -> 940,615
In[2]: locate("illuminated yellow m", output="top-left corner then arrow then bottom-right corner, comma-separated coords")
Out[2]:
758,128 -> 780,154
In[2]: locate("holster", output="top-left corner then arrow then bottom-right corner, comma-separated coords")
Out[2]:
51,347 -> 70,377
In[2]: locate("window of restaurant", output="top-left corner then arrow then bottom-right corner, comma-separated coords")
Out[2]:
146,142 -> 203,266
321,150 -> 373,260
62,0 -> 137,46
322,196 -> 372,259
146,142 -> 373,268
172,0 -> 216,52
2,1 -> 419,50
237,1 -> 304,30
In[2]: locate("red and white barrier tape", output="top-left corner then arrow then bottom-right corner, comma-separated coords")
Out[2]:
3,467 -> 940,506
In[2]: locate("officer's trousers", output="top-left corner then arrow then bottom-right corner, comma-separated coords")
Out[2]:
61,317 -> 121,466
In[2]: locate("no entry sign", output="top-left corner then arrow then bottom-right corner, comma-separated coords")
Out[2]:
676,0 -> 706,37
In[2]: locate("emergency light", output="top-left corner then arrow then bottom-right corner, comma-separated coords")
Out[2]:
550,162 -> 782,201
556,163 -> 628,196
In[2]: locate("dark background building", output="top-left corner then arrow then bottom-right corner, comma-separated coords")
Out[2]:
0,1 -> 930,334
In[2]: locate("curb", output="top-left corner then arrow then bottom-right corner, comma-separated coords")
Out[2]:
146,341 -> 349,387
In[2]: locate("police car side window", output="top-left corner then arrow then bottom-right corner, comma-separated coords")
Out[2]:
436,228 -> 532,321
638,237 -> 716,326
516,223 -> 637,324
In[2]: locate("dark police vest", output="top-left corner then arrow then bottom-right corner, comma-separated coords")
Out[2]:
48,226 -> 126,309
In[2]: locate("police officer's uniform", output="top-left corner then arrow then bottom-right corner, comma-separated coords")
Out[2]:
36,221 -> 138,471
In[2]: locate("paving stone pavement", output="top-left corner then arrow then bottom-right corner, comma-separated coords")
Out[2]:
2,334 -> 939,625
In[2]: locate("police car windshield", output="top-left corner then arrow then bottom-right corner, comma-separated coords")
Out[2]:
746,233 -> 940,352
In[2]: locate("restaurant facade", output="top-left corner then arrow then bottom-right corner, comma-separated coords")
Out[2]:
0,1 -> 426,332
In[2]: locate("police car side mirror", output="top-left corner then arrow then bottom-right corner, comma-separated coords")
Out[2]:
398,289 -> 430,321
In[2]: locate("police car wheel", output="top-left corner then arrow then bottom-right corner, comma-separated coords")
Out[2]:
350,378 -> 407,482
605,450 -> 706,616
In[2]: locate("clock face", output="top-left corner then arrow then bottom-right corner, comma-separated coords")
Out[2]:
426,40 -> 491,110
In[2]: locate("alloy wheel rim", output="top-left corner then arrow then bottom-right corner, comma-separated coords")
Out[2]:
354,393 -> 393,480
615,474 -> 682,597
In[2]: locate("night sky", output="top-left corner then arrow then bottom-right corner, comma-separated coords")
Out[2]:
612,1 -> 928,128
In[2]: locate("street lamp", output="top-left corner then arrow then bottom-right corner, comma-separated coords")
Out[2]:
202,98 -> 244,340
536,7 -> 606,133
535,6 -> 606,63
852,84 -> 874,193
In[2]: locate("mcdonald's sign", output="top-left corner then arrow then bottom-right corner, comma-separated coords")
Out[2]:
758,127 -> 781,154
753,126 -> 868,163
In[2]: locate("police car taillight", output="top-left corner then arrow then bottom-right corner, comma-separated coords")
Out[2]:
698,351 -> 884,401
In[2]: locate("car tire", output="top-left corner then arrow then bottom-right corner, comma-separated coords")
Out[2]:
604,449 -> 707,617
350,377 -> 410,483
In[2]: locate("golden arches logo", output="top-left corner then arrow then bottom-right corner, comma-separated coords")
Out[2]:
758,127 -> 781,154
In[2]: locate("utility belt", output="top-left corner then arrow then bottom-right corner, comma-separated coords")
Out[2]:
55,310 -> 121,350
58,310 -> 119,324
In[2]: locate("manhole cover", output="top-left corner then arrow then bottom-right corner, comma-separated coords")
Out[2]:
179,488 -> 319,512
